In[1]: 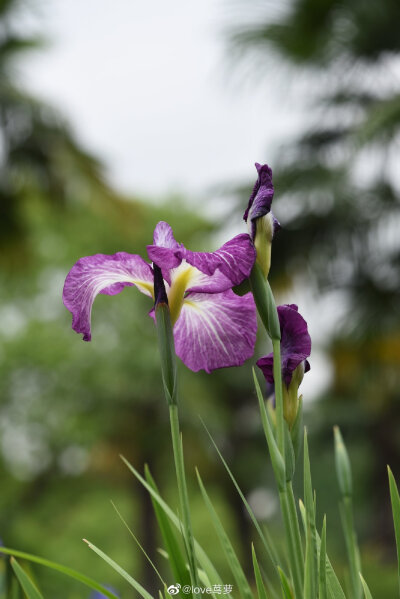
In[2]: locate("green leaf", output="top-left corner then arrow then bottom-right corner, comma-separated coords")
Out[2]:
253,368 -> 286,490
111,499 -> 165,587
10,559 -> 44,599
252,545 -> 270,599
359,575 -> 374,599
388,466 -> 400,592
121,456 -> 224,589
200,417 -> 280,568
277,567 -> 292,599
144,466 -> 191,592
334,427 -> 352,498
303,430 -> 318,598
319,517 -> 327,599
299,503 -> 347,599
196,470 -> 253,599
83,539 -> 153,599
0,548 -> 118,599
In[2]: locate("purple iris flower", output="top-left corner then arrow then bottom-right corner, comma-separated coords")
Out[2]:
63,221 -> 257,373
243,163 -> 280,278
257,304 -> 311,387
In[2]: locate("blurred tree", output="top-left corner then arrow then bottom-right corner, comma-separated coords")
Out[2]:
227,0 -> 400,574
0,0 -> 111,264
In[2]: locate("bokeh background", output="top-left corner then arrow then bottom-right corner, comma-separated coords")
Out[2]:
1,0 -> 400,596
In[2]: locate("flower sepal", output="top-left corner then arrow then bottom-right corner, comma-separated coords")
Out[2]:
282,362 -> 305,429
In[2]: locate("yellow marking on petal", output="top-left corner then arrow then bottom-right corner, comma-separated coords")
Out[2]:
133,280 -> 154,298
168,263 -> 197,324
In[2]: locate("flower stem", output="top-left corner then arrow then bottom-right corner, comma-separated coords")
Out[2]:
272,338 -> 285,459
155,299 -> 199,594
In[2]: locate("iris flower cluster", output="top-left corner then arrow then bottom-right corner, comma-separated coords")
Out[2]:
63,163 -> 311,411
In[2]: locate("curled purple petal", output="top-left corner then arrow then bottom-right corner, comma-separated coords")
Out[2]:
153,221 -> 180,248
148,222 -> 256,291
63,252 -> 154,341
257,304 -> 311,387
244,163 -> 278,241
173,290 -> 257,373
182,234 -> 256,288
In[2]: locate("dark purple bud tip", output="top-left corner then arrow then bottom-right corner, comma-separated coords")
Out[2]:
243,163 -> 274,226
153,263 -> 168,307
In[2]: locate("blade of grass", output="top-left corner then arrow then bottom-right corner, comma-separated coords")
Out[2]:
111,500 -> 165,587
334,428 -> 361,599
121,456 -> 225,590
319,517 -> 327,599
299,502 -> 347,599
277,567 -> 292,599
0,548 -> 118,599
83,539 -> 153,599
144,466 -> 191,592
359,575 -> 373,599
388,466 -> 400,593
252,545 -> 270,599
200,417 -> 280,568
196,469 -> 253,599
303,430 -> 318,598
10,559 -> 43,599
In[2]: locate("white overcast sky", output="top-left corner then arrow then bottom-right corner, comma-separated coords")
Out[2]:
19,0 -> 301,198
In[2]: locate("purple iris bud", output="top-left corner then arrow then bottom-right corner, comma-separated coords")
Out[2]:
243,163 -> 280,279
153,263 -> 168,307
257,304 -> 311,426
63,222 -> 257,373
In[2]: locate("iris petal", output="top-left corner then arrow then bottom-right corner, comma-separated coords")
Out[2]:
173,290 -> 257,373
63,252 -> 154,341
257,304 -> 311,386
148,222 -> 256,291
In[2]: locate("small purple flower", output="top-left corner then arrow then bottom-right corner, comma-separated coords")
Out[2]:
243,163 -> 280,278
257,304 -> 311,426
63,221 -> 257,373
89,586 -> 119,599
257,304 -> 311,387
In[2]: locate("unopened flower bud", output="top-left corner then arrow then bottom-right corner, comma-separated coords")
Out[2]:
244,163 -> 280,279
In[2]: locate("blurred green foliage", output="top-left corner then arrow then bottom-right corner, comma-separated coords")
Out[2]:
1,0 -> 400,596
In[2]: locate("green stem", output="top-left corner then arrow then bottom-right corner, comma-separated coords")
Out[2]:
169,403 -> 199,594
272,337 -> 285,459
155,301 -> 199,595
